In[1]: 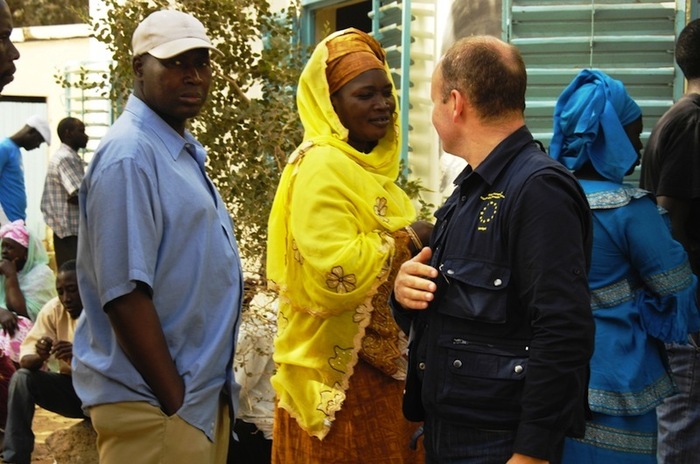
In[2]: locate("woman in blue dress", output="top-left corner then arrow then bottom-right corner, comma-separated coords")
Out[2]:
550,69 -> 700,463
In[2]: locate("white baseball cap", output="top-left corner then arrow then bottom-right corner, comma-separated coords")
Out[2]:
132,9 -> 221,60
25,115 -> 51,144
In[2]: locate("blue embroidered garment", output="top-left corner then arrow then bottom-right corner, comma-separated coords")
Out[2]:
564,179 -> 700,462
551,69 -> 699,463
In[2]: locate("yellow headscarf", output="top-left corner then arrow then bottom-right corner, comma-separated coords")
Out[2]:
267,28 -> 415,439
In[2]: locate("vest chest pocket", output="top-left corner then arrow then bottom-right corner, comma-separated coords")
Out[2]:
437,259 -> 511,323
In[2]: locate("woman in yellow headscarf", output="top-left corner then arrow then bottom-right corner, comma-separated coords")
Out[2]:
267,28 -> 428,463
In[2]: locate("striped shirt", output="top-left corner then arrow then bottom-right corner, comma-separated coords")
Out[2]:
40,143 -> 84,238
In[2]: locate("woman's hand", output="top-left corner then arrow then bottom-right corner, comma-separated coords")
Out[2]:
406,221 -> 434,256
411,221 -> 433,245
0,258 -> 28,318
0,259 -> 17,278
0,308 -> 18,337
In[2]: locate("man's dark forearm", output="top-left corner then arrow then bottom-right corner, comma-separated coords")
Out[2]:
105,284 -> 184,415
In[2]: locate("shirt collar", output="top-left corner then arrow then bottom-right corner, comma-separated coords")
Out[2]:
59,143 -> 79,156
454,125 -> 533,189
124,94 -> 203,162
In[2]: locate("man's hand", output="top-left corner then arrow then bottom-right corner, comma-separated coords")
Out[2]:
393,247 -> 438,310
51,340 -> 73,363
507,453 -> 549,464
20,336 -> 55,371
106,284 -> 185,416
36,337 -> 53,360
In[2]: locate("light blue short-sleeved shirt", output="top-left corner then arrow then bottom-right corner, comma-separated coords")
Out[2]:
0,137 -> 26,221
73,95 -> 242,440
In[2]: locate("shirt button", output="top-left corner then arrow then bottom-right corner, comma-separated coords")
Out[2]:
461,195 -> 467,202
447,269 -> 455,275
453,359 -> 463,368
494,278 -> 502,286
514,365 -> 523,374
418,362 -> 426,370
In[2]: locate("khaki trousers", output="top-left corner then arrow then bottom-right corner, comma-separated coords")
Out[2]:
89,398 -> 230,464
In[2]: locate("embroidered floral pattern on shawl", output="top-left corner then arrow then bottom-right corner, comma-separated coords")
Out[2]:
266,29 -> 415,439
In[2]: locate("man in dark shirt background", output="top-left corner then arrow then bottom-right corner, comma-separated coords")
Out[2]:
392,36 -> 594,464
640,18 -> 700,464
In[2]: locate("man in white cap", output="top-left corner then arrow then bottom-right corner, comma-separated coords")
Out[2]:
72,9 -> 242,464
0,115 -> 51,224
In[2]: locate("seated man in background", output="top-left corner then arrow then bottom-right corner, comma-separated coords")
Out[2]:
1,259 -> 86,464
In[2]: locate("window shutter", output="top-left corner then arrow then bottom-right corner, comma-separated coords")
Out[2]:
506,0 -> 683,151
371,0 -> 439,193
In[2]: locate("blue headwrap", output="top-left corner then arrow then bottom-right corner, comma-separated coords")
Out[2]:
550,69 -> 641,183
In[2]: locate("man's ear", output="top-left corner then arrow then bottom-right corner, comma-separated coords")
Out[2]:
133,55 -> 144,79
450,89 -> 465,122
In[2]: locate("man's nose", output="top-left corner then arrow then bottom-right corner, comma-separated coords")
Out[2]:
9,42 -> 19,61
184,66 -> 202,83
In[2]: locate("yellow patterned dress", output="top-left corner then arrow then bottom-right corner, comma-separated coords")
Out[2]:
266,29 -> 423,463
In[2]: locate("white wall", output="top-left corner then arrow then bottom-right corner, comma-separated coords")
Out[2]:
5,26 -> 94,139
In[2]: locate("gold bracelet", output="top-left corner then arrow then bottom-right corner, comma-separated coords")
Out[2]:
405,225 -> 423,251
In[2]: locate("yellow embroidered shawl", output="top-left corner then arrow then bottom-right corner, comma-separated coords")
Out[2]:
267,29 -> 416,440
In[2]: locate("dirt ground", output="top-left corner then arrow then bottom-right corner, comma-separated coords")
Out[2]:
24,407 -> 98,464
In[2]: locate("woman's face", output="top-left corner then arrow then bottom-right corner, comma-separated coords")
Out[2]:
330,68 -> 396,153
1,237 -> 27,271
